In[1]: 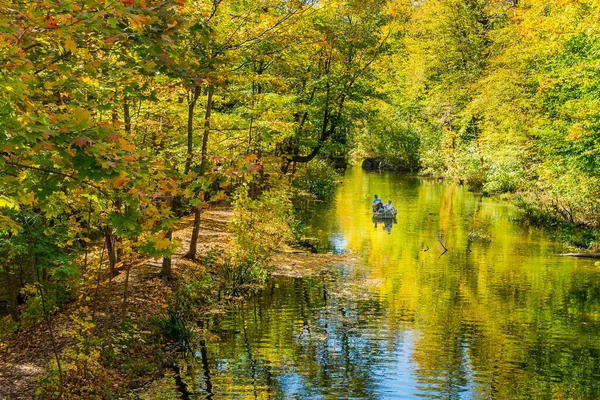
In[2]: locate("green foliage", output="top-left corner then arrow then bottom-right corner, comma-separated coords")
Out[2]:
204,247 -> 267,298
515,195 -> 599,250
230,183 -> 294,266
289,219 -> 309,244
448,145 -> 487,191
352,0 -> 600,238
0,0 -> 404,396
355,99 -> 421,170
0,317 -> 20,339
293,159 -> 341,200
168,270 -> 214,317
154,309 -> 192,352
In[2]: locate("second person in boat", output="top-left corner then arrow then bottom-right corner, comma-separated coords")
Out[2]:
384,200 -> 397,216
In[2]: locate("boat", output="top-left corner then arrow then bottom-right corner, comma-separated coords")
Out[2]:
372,208 -> 397,219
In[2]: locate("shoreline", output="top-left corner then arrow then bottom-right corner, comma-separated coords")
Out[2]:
0,204 -> 354,399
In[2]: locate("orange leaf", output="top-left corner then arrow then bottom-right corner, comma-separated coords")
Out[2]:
113,175 -> 129,188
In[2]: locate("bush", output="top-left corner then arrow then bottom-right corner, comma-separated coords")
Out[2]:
229,182 -> 294,265
293,159 -> 340,200
448,145 -> 487,191
483,160 -> 528,194
154,309 -> 192,352
204,247 -> 267,298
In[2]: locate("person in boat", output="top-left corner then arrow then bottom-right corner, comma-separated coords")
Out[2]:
384,200 -> 397,214
372,194 -> 384,212
383,200 -> 396,211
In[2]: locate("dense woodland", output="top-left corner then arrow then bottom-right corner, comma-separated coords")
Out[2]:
1,0 -> 600,397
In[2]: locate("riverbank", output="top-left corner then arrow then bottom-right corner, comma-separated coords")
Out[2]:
0,204 -> 355,399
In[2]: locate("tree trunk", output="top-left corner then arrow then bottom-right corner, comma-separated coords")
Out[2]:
560,253 -> 600,258
200,84 -> 214,175
124,94 -> 131,135
184,85 -> 214,258
160,230 -> 173,282
184,86 -> 201,176
4,265 -> 20,323
185,207 -> 202,260
104,227 -> 117,278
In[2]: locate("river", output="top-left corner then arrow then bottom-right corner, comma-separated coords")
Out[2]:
190,166 -> 600,399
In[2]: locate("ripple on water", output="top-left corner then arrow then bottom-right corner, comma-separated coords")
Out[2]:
191,169 -> 600,399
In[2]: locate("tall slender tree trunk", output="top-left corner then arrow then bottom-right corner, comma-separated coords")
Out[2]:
184,86 -> 201,176
160,230 -> 173,282
104,227 -> 117,278
4,265 -> 20,323
200,85 -> 214,175
124,94 -> 131,135
185,207 -> 202,260
185,85 -> 214,259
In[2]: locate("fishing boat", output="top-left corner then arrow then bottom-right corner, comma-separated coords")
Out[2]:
372,207 -> 397,219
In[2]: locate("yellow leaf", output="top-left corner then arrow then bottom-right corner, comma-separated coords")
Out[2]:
73,107 -> 91,122
155,236 -> 172,251
0,214 -> 20,235
118,138 -> 136,152
64,38 -> 77,53
0,196 -> 19,210
144,61 -> 156,72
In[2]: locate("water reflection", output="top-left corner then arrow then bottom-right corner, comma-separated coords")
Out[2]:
373,217 -> 397,234
191,166 -> 600,399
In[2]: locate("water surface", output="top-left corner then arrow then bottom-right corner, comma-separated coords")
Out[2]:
192,166 -> 600,399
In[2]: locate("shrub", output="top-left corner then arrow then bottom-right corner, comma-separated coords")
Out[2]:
229,183 -> 294,266
293,159 -> 340,200
448,145 -> 487,191
154,309 -> 192,352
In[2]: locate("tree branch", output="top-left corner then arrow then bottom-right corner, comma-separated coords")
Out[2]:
3,160 -> 109,195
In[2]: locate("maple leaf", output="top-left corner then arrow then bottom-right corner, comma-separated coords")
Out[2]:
154,236 -> 172,251
242,154 -> 258,164
33,142 -> 54,153
64,38 -> 77,53
73,107 -> 91,122
113,175 -> 129,188
108,133 -> 120,141
45,14 -> 59,29
73,137 -> 90,147
118,138 -> 136,152
247,164 -> 262,173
